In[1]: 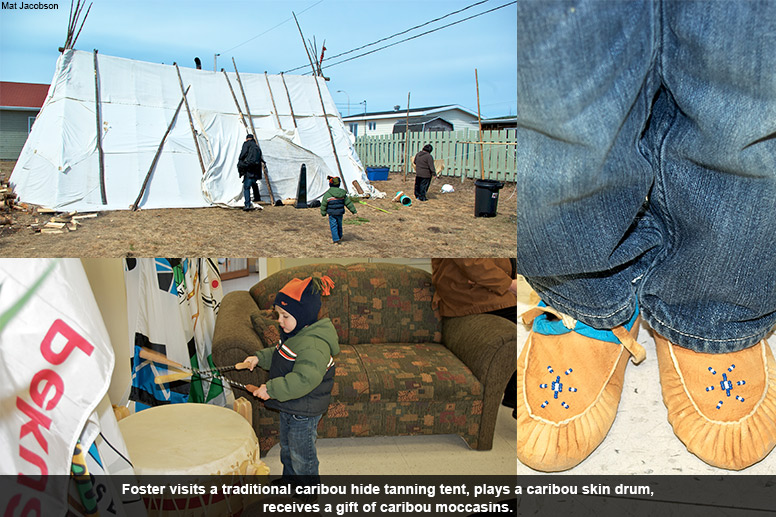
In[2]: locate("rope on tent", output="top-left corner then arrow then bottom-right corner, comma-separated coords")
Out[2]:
173,63 -> 207,177
357,200 -> 390,214
233,58 -> 276,205
132,86 -> 190,211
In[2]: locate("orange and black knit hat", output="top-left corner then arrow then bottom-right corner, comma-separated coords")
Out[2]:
274,276 -> 334,333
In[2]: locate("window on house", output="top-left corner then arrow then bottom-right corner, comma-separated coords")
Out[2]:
368,122 -> 376,131
349,123 -> 358,137
28,116 -> 37,133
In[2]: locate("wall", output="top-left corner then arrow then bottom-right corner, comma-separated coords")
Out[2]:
80,258 -> 130,404
0,109 -> 37,160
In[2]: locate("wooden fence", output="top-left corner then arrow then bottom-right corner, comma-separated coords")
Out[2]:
353,128 -> 516,182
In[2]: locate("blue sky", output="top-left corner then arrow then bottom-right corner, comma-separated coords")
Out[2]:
0,0 -> 516,118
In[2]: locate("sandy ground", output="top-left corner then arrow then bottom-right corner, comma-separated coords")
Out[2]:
1,161 -> 516,257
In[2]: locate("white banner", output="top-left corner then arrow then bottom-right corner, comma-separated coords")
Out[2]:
0,259 -> 115,515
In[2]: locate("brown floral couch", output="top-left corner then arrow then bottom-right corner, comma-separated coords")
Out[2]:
211,263 -> 516,455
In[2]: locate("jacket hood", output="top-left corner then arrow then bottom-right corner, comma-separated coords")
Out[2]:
325,187 -> 348,198
295,317 -> 340,356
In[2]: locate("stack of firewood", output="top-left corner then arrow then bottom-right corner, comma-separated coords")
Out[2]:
30,210 -> 97,234
0,180 -> 16,226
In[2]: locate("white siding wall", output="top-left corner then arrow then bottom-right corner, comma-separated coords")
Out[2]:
343,108 -> 480,136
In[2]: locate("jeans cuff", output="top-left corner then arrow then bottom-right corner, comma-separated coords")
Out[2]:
641,309 -> 772,353
534,290 -> 638,331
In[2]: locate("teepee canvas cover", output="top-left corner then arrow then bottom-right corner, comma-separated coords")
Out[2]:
10,49 -> 370,211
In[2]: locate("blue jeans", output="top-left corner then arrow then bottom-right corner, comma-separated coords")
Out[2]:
242,176 -> 257,208
516,0 -> 776,353
279,412 -> 322,481
328,214 -> 343,242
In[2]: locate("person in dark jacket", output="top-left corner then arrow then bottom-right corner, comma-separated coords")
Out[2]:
242,276 -> 339,484
237,134 -> 266,210
413,143 -> 436,201
320,176 -> 357,244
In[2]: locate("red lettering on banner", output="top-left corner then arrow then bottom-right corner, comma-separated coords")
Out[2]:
16,398 -> 51,455
3,493 -> 42,517
29,370 -> 64,411
9,318 -> 97,514
16,447 -> 47,491
39,319 -> 93,365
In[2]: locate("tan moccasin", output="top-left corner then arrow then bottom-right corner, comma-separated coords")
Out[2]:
654,334 -> 776,470
516,304 -> 645,472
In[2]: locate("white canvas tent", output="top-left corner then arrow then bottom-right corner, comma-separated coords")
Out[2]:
10,49 -> 374,211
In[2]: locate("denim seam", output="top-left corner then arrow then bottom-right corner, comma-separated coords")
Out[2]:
647,311 -> 769,344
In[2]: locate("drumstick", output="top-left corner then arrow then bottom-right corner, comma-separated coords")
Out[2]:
142,347 -> 252,373
153,371 -> 192,384
139,347 -> 186,370
153,371 -> 259,394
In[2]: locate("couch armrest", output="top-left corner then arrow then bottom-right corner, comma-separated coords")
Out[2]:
212,291 -> 269,387
442,314 -> 516,386
442,313 -> 516,449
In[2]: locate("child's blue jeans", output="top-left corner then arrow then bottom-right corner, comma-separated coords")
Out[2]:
328,214 -> 343,243
516,0 -> 776,353
279,412 -> 322,480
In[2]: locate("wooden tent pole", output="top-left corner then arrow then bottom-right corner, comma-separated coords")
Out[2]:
174,63 -> 207,176
280,73 -> 298,129
291,13 -> 346,190
475,68 -> 485,181
404,92 -> 410,182
265,72 -> 282,130
222,70 -> 249,132
132,86 -> 190,211
293,12 -> 318,77
93,49 -> 107,204
312,75 -> 347,191
233,58 -> 275,205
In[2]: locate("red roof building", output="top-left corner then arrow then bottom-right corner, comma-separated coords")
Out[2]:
0,81 -> 50,109
0,82 -> 51,160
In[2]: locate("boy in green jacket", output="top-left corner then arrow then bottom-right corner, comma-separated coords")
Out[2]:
320,176 -> 357,244
243,275 -> 339,484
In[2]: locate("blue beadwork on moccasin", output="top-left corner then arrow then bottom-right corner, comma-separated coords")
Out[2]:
532,301 -> 639,344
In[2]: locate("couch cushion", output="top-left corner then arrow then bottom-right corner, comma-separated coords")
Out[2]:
355,343 -> 482,402
330,345 -> 369,404
345,263 -> 441,345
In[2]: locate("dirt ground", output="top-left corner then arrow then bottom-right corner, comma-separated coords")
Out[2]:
1,160 -> 516,258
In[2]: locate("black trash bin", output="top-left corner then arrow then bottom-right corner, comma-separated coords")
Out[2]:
474,179 -> 504,217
